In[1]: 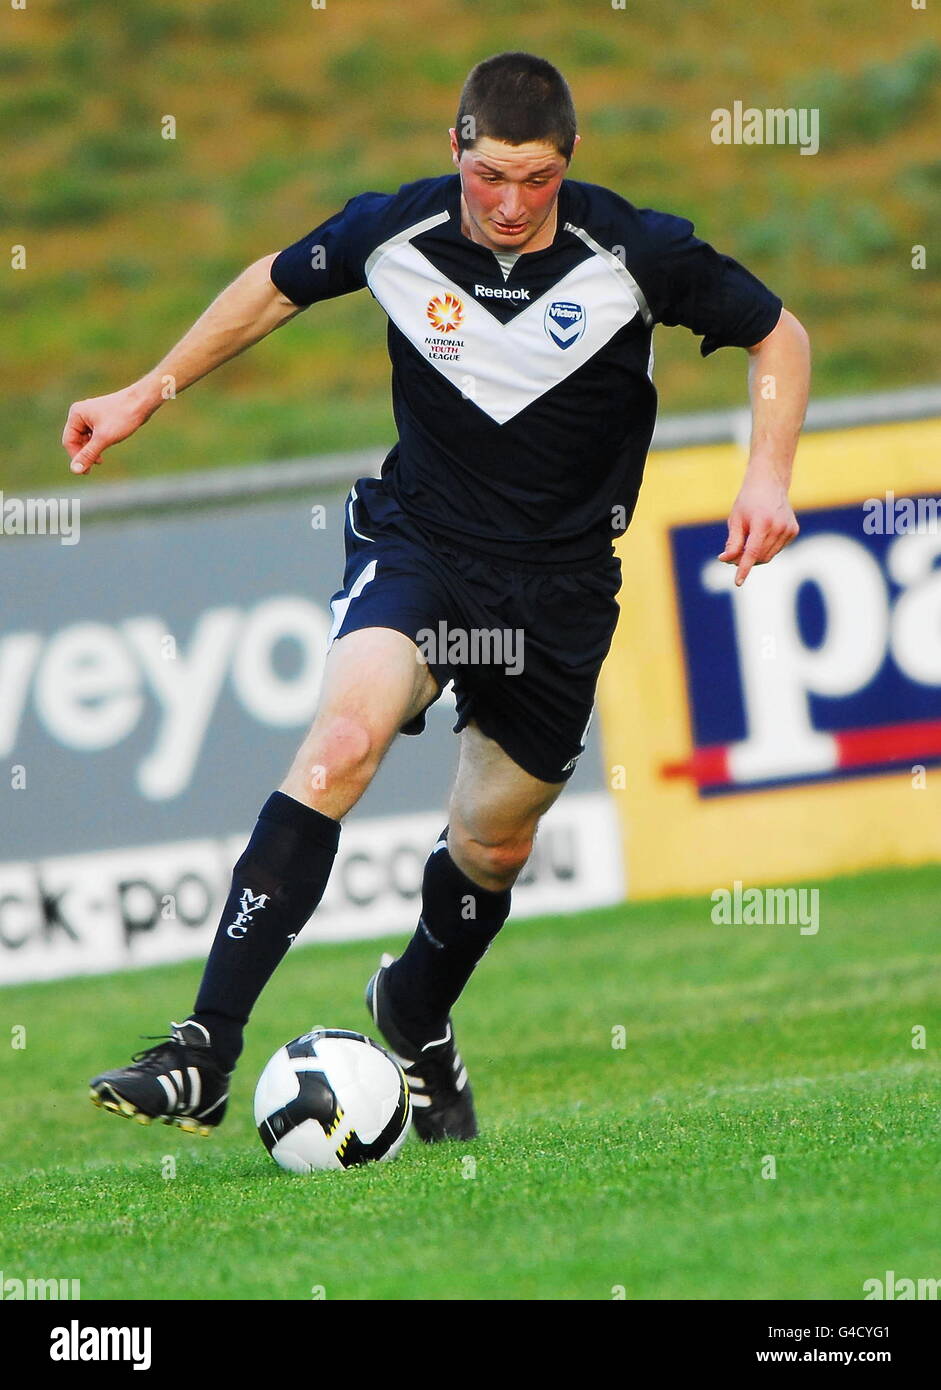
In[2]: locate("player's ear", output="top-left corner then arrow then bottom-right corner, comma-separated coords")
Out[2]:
448,128 -> 460,166
570,133 -> 581,159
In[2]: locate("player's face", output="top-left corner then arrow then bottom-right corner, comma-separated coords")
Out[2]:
450,133 -> 572,254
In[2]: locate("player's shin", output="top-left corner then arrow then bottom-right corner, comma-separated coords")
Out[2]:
189,791 -> 341,1069
383,827 -> 512,1045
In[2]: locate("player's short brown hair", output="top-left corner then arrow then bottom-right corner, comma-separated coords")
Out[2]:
455,52 -> 577,162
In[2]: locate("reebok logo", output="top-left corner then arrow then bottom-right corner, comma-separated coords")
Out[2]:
474,284 -> 531,301
226,887 -> 270,939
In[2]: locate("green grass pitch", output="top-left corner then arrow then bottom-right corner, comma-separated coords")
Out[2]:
1,865 -> 938,1301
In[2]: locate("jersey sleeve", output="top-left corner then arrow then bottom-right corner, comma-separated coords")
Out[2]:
634,209 -> 782,355
269,191 -> 392,307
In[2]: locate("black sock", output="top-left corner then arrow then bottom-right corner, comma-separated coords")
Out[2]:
191,791 -> 340,1069
383,827 -> 511,1045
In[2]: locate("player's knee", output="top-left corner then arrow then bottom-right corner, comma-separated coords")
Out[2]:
303,712 -> 379,791
451,826 -> 533,889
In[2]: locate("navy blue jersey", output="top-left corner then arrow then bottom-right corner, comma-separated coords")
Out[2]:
271,174 -> 782,565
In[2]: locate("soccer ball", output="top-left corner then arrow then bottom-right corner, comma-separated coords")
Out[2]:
254,1028 -> 410,1173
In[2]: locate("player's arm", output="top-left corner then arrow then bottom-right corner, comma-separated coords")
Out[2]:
632,206 -> 811,584
63,254 -> 303,475
718,307 -> 810,586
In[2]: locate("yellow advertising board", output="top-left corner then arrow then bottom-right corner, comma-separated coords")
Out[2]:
597,417 -> 941,898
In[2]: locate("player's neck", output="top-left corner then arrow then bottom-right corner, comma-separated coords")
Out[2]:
459,195 -> 559,255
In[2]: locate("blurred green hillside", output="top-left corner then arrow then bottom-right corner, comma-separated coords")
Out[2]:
3,0 -> 939,491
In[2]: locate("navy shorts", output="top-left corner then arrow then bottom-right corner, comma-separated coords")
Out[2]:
326,477 -> 622,784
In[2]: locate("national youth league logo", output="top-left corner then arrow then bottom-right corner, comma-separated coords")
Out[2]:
544,300 -> 586,349
426,293 -> 465,333
424,292 -> 465,363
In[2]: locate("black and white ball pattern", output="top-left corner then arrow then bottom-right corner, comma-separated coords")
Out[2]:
255,1029 -> 411,1173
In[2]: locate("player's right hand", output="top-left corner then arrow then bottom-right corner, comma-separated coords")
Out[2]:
62,386 -> 154,475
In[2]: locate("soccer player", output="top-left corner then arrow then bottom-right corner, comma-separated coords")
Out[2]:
66,53 -> 809,1142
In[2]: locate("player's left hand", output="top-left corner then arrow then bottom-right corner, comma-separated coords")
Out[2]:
718,476 -> 799,587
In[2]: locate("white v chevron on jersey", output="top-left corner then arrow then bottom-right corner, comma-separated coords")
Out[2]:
269,173 -> 783,560
366,222 -> 645,425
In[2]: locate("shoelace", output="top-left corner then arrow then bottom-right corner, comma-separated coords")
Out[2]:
129,1032 -> 205,1067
